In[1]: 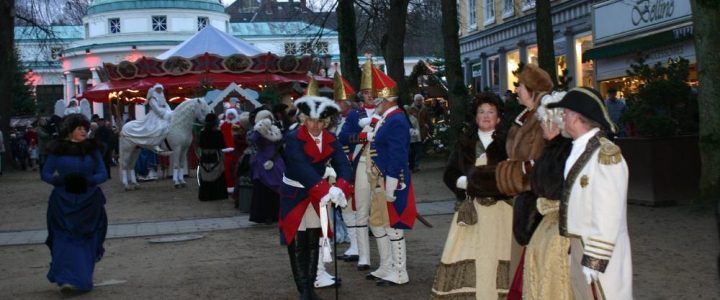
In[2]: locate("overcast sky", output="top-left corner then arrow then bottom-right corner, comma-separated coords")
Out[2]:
219,0 -> 331,11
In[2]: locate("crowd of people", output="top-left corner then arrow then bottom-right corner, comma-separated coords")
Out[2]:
20,60 -> 632,299
431,64 -> 632,299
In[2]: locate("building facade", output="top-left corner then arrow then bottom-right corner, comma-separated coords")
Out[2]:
458,0 -> 597,94
15,0 -> 341,118
583,0 -> 695,97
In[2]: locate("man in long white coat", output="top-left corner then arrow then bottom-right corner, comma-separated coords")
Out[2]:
547,87 -> 633,300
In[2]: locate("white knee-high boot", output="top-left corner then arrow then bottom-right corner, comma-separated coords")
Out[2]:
342,211 -> 358,257
369,226 -> 393,280
380,229 -> 408,285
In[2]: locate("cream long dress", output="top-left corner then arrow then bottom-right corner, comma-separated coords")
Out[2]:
431,130 -> 512,300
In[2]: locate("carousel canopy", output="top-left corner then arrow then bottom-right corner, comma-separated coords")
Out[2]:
156,25 -> 262,60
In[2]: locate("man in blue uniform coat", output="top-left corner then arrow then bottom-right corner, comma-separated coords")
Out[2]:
279,95 -> 354,299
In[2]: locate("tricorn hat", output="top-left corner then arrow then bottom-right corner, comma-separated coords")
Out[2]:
294,95 -> 340,120
547,87 -> 617,134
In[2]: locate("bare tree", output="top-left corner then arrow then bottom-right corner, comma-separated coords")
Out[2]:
689,0 -> 720,274
535,0 -> 558,86
1,0 -> 16,163
382,0 -> 410,104
441,0 -> 466,141
337,0 -> 361,90
60,0 -> 90,25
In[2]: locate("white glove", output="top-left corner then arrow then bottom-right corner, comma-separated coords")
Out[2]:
582,266 -> 600,285
455,176 -> 468,190
263,160 -> 274,170
221,147 -> 234,153
385,176 -> 398,202
328,186 -> 347,208
320,194 -> 332,207
358,117 -> 371,128
366,132 -> 375,142
322,167 -> 337,179
163,110 -> 173,121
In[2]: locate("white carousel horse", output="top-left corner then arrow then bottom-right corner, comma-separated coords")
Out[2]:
118,98 -> 211,190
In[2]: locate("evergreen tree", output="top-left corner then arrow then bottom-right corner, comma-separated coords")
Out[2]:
10,49 -> 36,116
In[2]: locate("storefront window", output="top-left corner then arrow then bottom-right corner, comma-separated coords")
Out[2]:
575,35 -> 594,87
555,55 -> 567,80
527,45 -> 538,65
487,55 -> 500,93
507,50 -> 520,90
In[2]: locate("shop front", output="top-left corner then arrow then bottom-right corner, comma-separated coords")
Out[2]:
584,0 -> 696,98
460,0 -> 596,95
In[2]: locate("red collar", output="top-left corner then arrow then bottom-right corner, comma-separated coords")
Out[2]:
362,104 -> 376,109
297,125 -> 336,163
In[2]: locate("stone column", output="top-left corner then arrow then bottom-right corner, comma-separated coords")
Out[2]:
64,72 -> 75,104
463,57 -> 472,87
479,52 -> 488,91
565,28 -> 578,88
498,47 -> 508,94
90,68 -> 104,118
518,40 -> 528,64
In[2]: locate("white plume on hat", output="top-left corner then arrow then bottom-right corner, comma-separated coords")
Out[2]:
294,95 -> 340,120
537,91 -> 567,128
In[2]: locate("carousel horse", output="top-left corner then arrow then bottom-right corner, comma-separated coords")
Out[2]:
118,98 -> 211,190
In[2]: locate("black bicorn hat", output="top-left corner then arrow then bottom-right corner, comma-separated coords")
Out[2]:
546,87 -> 618,134
294,95 -> 340,120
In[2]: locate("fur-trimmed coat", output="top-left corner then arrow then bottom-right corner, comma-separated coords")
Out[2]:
443,129 -> 508,200
495,109 -> 547,196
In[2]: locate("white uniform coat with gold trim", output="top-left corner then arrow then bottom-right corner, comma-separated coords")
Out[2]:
560,131 -> 633,300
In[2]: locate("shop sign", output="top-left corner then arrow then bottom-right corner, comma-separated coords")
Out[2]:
593,0 -> 691,43
472,63 -> 482,78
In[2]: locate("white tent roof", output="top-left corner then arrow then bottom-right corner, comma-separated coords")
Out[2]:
157,25 -> 263,59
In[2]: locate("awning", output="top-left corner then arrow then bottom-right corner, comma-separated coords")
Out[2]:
79,73 -> 332,103
583,25 -> 694,62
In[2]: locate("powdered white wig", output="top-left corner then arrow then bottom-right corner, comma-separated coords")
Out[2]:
294,96 -> 340,122
537,91 -> 567,129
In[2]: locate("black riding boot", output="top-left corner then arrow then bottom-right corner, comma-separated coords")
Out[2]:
288,229 -> 322,300
303,228 -> 322,300
287,230 -> 307,294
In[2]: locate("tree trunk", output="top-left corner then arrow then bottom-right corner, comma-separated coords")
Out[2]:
534,0 -> 558,86
441,0 -> 467,142
382,0 -> 409,106
0,0 -> 15,165
691,0 -> 720,202
337,0 -> 361,92
690,0 -> 720,278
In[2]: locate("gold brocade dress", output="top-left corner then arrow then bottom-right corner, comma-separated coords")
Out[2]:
522,197 -> 573,300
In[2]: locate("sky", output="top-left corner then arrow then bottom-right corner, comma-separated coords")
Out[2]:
220,0 -> 331,11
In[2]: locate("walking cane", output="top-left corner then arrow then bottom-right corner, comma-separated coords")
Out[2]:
333,205 -> 339,300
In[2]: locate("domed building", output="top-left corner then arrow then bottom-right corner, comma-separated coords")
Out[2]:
59,0 -> 229,115
13,0 -> 343,118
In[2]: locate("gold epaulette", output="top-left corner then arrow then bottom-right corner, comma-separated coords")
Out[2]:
598,137 -> 622,165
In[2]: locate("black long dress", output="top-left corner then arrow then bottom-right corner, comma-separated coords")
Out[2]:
198,128 -> 227,201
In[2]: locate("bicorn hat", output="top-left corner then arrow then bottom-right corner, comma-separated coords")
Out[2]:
547,87 -> 618,134
294,95 -> 340,120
